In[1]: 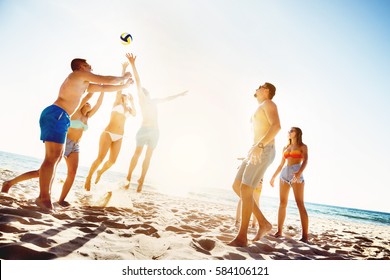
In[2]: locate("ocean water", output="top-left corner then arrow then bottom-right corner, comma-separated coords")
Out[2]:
1,150 -> 389,227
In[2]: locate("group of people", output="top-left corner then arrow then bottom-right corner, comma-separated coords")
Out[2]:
2,53 -> 187,209
2,53 -> 309,247
229,83 -> 309,246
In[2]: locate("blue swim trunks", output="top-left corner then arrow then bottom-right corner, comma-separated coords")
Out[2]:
40,105 -> 70,144
136,127 -> 160,149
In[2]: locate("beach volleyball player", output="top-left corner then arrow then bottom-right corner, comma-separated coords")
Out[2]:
36,57 -> 133,210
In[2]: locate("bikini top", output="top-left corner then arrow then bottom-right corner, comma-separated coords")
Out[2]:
112,104 -> 131,118
284,150 -> 303,159
70,119 -> 88,131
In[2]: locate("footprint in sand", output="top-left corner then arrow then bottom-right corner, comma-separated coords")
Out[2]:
180,224 -> 207,233
191,238 -> 216,255
0,223 -> 26,233
165,225 -> 187,234
136,235 -> 170,259
216,234 -> 235,242
130,224 -> 159,237
354,236 -> 374,243
83,215 -> 110,223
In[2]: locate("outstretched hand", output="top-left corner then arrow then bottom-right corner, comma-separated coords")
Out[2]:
126,53 -> 136,64
124,77 -> 134,87
122,61 -> 129,69
123,72 -> 132,79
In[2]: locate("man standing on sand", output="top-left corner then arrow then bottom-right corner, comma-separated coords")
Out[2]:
36,57 -> 133,210
228,82 -> 281,247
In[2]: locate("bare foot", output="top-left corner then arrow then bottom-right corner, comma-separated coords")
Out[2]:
84,178 -> 91,191
136,178 -> 144,192
122,179 -> 130,190
273,232 -> 283,238
1,181 -> 13,193
35,197 -> 53,210
227,237 -> 248,247
95,170 -> 102,184
58,200 -> 71,207
252,222 -> 272,241
299,237 -> 309,243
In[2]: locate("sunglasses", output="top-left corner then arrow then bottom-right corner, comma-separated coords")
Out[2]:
254,85 -> 269,97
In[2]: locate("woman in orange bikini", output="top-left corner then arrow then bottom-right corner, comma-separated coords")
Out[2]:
84,62 -> 136,191
270,127 -> 309,242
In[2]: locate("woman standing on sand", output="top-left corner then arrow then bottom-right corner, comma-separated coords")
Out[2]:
2,92 -> 104,206
270,127 -> 309,242
84,62 -> 136,191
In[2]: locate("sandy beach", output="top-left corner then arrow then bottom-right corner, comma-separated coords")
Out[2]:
0,168 -> 389,260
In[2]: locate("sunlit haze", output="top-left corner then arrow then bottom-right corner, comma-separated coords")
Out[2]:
0,0 -> 389,212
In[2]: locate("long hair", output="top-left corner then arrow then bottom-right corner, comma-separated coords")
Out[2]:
288,127 -> 304,146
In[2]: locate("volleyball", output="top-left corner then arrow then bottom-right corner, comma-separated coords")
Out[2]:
120,33 -> 133,45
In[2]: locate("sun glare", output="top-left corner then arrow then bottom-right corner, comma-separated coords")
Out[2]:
153,132 -> 210,195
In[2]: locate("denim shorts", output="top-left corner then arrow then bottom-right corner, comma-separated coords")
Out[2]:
280,163 -> 304,184
64,138 -> 80,157
235,144 -> 276,188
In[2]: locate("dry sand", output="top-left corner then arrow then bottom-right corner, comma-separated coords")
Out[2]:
1,168 -> 389,260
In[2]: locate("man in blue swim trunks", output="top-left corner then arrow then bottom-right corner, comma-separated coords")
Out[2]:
228,82 -> 281,247
36,57 -> 133,210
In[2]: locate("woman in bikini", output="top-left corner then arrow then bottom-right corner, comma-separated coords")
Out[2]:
2,92 -> 104,206
270,127 -> 309,242
84,62 -> 136,191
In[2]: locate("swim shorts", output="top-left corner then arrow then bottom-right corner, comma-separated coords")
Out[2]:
136,127 -> 160,149
40,105 -> 70,144
64,138 -> 80,157
280,163 -> 304,184
235,144 -> 276,188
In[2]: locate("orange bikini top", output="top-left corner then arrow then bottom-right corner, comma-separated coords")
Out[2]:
284,150 -> 303,159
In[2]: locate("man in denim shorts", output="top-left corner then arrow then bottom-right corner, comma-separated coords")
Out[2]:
228,82 -> 281,247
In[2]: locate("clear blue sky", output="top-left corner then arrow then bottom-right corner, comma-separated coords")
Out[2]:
0,0 -> 389,212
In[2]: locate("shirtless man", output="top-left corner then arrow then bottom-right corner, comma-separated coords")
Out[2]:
228,82 -> 281,247
36,58 -> 133,210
